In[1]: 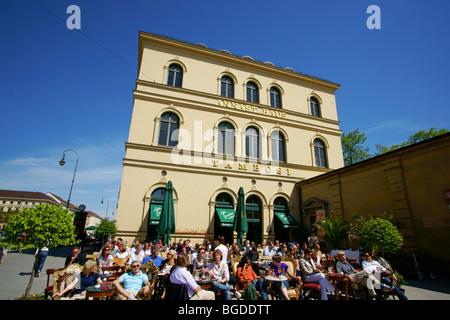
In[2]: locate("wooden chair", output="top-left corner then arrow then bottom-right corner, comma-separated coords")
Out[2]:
86,254 -> 98,260
101,265 -> 126,281
123,260 -> 159,300
113,257 -> 127,266
44,267 -> 64,299
299,269 -> 321,300
52,263 -> 83,300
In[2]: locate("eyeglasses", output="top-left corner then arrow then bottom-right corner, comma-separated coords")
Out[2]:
132,265 -> 140,268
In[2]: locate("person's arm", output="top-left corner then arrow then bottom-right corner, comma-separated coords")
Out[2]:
52,277 -> 78,298
286,265 -> 301,283
221,262 -> 230,282
113,279 -> 131,300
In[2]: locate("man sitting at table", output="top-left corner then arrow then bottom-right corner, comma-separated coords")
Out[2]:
113,261 -> 150,300
263,241 -> 277,257
335,251 -> 393,299
362,252 -> 408,300
244,246 -> 261,276
143,245 -> 164,268
170,253 -> 215,300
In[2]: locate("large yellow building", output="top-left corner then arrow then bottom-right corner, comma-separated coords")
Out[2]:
115,32 -> 344,245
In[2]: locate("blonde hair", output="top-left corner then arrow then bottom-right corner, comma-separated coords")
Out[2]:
82,259 -> 97,277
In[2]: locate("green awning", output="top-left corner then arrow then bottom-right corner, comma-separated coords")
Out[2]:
216,208 -> 235,227
274,211 -> 299,228
149,204 -> 162,225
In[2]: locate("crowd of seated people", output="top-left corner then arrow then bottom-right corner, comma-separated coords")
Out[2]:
53,234 -> 407,301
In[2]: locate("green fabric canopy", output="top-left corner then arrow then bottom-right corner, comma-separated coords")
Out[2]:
274,210 -> 299,228
157,181 -> 176,245
233,187 -> 248,248
216,208 -> 235,227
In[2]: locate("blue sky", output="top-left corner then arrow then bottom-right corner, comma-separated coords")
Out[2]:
1,0 -> 449,218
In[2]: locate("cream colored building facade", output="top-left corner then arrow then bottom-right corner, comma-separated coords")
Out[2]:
115,32 -> 344,245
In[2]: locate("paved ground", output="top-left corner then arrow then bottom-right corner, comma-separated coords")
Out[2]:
1,246 -> 449,300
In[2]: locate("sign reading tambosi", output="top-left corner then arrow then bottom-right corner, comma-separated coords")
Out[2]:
217,99 -> 287,119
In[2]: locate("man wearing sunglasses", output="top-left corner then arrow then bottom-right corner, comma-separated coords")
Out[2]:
113,262 -> 150,300
362,252 -> 408,300
64,246 -> 86,267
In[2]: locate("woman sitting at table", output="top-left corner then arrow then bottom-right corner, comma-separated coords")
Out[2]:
52,259 -> 102,299
236,256 -> 268,300
160,249 -> 177,274
300,249 -> 335,300
269,255 -> 301,300
207,249 -> 232,300
192,247 -> 208,276
98,246 -> 113,272
115,243 -> 130,261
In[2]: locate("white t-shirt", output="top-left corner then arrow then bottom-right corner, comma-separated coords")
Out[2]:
362,259 -> 387,273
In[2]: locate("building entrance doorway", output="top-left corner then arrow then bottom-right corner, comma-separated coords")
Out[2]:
214,192 -> 234,245
245,195 -> 262,245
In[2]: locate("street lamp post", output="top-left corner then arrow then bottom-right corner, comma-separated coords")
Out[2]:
59,149 -> 79,210
101,196 -> 110,218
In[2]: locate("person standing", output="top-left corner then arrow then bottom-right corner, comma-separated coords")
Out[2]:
34,246 -> 49,277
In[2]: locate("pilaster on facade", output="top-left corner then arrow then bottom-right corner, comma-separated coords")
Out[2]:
383,159 -> 418,252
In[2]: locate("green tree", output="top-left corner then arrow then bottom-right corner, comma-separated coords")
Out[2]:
2,204 -> 77,298
341,129 -> 371,166
314,216 -> 351,249
95,217 -> 117,241
360,218 -> 403,257
374,127 -> 448,156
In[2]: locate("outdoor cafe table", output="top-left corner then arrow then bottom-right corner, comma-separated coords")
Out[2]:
85,284 -> 116,300
325,272 -> 349,300
195,278 -> 212,290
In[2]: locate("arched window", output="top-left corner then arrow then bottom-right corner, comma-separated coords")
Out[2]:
271,130 -> 286,162
270,87 -> 282,108
221,76 -> 234,98
245,126 -> 260,159
167,64 -> 183,87
246,81 -> 259,103
217,122 -> 235,156
158,112 -> 179,147
314,138 -> 328,168
310,97 -> 321,117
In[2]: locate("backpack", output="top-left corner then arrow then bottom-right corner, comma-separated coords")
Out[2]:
244,283 -> 257,300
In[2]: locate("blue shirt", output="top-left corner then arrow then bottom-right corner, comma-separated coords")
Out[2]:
76,273 -> 100,294
143,255 -> 164,268
119,271 -> 149,292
